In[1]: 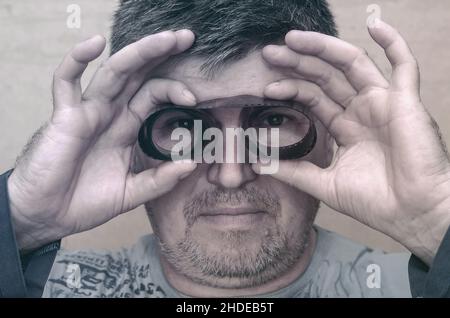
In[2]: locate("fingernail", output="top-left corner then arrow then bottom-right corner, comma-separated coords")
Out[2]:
288,30 -> 304,37
175,160 -> 197,171
179,171 -> 192,180
266,82 -> 280,91
179,165 -> 197,179
157,30 -> 173,36
153,30 -> 175,40
174,159 -> 196,165
182,89 -> 196,104
252,163 -> 262,174
368,17 -> 382,29
265,45 -> 281,54
87,34 -> 103,43
175,29 -> 193,35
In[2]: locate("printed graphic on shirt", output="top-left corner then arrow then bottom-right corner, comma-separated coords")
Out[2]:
45,249 -> 166,298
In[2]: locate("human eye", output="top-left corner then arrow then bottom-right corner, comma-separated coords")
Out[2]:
261,113 -> 289,127
252,109 -> 296,128
164,116 -> 196,130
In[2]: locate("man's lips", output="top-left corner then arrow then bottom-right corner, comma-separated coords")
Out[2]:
197,206 -> 269,228
199,206 -> 264,216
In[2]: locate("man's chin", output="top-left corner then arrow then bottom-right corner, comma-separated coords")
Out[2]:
189,228 -> 268,256
170,224 -> 304,289
159,222 -> 312,289
188,218 -> 276,252
193,211 -> 274,231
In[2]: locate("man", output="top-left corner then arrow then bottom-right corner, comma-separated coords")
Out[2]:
0,0 -> 449,297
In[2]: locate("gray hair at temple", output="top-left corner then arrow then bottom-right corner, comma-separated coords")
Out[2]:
111,0 -> 337,76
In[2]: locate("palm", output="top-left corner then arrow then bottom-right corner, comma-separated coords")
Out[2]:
63,147 -> 132,230
54,104 -> 137,232
326,139 -> 392,227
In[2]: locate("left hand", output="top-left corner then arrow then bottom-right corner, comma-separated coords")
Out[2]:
254,19 -> 450,265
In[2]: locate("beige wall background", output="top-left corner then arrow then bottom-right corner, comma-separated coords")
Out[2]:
1,0 -> 449,252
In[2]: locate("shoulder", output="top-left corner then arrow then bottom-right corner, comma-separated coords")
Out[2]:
42,235 -> 167,298
299,226 -> 411,297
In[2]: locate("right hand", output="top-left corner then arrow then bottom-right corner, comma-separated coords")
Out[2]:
7,30 -> 198,251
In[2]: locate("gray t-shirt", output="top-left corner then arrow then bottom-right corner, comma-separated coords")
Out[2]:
42,226 -> 411,297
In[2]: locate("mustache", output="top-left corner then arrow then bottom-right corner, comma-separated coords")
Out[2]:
183,186 -> 281,227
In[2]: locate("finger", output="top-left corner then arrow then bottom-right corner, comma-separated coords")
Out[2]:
83,29 -> 195,102
124,160 -> 197,209
264,79 -> 347,140
285,30 -> 389,91
52,35 -> 106,107
129,78 -> 197,124
262,45 -> 357,107
88,79 -> 197,148
368,19 -> 420,92
252,160 -> 331,205
118,29 -> 197,102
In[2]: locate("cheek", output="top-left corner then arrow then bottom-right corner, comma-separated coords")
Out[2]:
269,179 -> 319,230
138,147 -> 185,241
144,164 -> 210,244
146,179 -> 191,244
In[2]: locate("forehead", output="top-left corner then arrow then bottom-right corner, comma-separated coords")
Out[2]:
151,50 -> 289,103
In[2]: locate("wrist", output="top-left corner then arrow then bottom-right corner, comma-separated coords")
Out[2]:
7,173 -> 66,251
394,196 -> 450,266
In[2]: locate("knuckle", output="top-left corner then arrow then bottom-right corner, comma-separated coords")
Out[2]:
358,48 -> 368,57
316,69 -> 333,87
142,79 -> 168,103
341,93 -> 356,107
342,48 -> 368,73
99,61 -> 126,80
53,63 -> 68,82
327,112 -> 341,132
308,91 -> 323,107
173,80 -> 188,92
292,51 -> 304,67
147,174 -> 160,192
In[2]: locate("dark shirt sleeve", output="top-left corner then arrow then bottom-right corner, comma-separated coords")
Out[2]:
0,170 -> 60,298
409,224 -> 450,298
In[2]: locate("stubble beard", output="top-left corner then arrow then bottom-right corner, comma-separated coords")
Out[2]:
156,186 -> 318,289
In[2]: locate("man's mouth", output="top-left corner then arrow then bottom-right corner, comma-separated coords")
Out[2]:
197,206 -> 269,229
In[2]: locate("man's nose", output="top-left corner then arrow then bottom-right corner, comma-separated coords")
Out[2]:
205,107 -> 257,188
206,131 -> 258,188
207,162 -> 257,188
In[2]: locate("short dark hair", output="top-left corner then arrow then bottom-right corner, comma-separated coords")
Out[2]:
111,0 -> 337,76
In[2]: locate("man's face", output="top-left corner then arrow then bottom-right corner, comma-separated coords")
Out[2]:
137,51 -> 331,288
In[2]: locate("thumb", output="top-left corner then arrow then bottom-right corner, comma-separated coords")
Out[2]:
124,160 -> 197,211
252,160 -> 331,202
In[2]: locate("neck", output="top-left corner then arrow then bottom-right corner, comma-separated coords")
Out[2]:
159,229 -> 317,297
